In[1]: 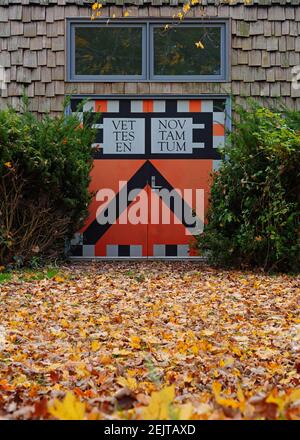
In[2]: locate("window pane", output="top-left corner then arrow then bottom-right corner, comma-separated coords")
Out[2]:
153,26 -> 222,76
75,27 -> 143,76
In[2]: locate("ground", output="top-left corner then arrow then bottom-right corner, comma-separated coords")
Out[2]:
0,262 -> 299,420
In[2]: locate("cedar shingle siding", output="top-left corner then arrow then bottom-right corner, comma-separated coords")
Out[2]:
0,0 -> 299,115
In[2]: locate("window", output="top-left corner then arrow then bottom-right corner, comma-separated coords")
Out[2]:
152,25 -> 224,79
67,20 -> 228,82
70,24 -> 146,80
75,26 -> 144,77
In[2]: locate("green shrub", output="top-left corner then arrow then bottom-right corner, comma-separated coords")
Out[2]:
196,102 -> 300,272
0,101 -> 96,266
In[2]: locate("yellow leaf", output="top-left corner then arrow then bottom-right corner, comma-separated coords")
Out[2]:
60,319 -> 69,328
48,392 -> 86,420
79,329 -> 87,338
237,385 -> 246,413
217,396 -> 240,409
195,40 -> 205,49
99,354 -> 112,365
212,381 -> 222,396
202,329 -> 214,336
127,369 -> 138,377
130,335 -> 141,349
237,385 -> 245,403
231,346 -> 242,357
75,363 -> 90,378
288,389 -> 300,403
113,348 -> 132,356
220,356 -> 235,368
91,340 -> 100,352
176,402 -> 194,420
142,386 -> 175,420
191,345 -> 199,355
124,10 -> 129,17
266,389 -> 300,413
266,392 -> 285,413
212,381 -> 241,409
183,4 -> 191,13
117,377 -> 138,391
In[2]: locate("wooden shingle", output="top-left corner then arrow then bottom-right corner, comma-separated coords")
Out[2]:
0,1 -> 299,114
23,49 -> 38,67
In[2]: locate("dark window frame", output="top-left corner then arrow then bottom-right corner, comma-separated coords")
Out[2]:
66,19 -> 230,82
69,22 -> 147,81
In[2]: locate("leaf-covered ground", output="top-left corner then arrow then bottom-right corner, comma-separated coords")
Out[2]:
0,262 -> 299,420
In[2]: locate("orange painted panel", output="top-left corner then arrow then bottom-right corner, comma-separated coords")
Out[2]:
69,97 -> 227,258
81,160 -> 146,233
143,100 -> 154,113
150,159 -> 213,213
189,100 -> 202,112
213,123 -> 225,136
95,100 -> 107,113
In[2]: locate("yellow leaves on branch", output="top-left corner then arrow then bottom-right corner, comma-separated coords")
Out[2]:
92,2 -> 102,10
195,41 -> 205,49
91,3 -> 130,19
182,3 -> 191,14
48,392 -> 86,420
90,0 -> 254,21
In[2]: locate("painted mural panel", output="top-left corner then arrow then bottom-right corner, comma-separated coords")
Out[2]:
69,97 -> 226,258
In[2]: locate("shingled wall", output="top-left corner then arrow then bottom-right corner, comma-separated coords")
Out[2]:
0,1 -> 299,115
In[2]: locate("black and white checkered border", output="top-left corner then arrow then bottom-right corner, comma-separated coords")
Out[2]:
153,244 -> 189,257
69,237 -> 190,257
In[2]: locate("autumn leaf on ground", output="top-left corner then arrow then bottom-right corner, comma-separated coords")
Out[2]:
91,340 -> 100,352
48,392 -> 86,420
0,262 -> 299,420
266,389 -> 300,415
117,377 -> 138,391
142,386 -> 175,420
212,381 -> 245,411
130,336 -> 141,350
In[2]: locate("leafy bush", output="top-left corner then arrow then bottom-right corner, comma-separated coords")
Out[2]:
196,102 -> 300,272
0,101 -> 96,266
